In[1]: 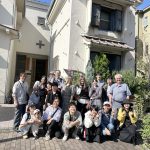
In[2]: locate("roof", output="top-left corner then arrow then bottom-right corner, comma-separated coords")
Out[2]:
82,35 -> 134,51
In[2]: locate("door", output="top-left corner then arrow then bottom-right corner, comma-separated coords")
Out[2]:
35,59 -> 48,81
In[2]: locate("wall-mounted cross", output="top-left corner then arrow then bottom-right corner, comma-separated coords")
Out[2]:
36,40 -> 45,49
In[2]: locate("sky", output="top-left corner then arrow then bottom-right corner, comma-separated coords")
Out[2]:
37,0 -> 150,10
136,0 -> 150,10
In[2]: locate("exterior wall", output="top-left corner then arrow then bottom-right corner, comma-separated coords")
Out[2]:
68,0 -> 89,73
142,11 -> 150,56
0,0 -> 16,103
50,0 -> 71,75
15,1 -> 50,56
0,0 -> 14,28
0,32 -> 11,103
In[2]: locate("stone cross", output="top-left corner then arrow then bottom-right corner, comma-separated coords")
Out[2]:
36,40 -> 45,49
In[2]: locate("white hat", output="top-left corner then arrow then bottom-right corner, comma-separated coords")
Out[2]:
33,109 -> 40,115
103,101 -> 111,106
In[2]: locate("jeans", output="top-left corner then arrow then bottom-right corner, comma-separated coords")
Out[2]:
13,104 -> 26,129
102,123 -> 114,135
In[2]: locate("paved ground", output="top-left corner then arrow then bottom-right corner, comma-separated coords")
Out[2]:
0,104 -> 142,150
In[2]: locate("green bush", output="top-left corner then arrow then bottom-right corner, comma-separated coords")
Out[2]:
93,54 -> 110,80
142,114 -> 150,150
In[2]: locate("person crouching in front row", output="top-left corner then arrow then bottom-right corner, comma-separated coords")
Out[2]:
19,103 -> 42,139
117,99 -> 137,144
101,101 -> 115,142
84,105 -> 101,143
42,97 -> 62,140
62,102 -> 82,141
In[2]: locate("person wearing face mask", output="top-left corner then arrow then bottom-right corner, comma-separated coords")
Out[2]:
109,74 -> 131,119
117,99 -> 137,144
89,79 -> 102,109
62,102 -> 82,141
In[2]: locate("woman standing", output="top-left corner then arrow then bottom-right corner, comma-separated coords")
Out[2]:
89,79 -> 102,109
61,76 -> 74,115
117,99 -> 137,144
75,77 -> 90,119
33,76 -> 47,113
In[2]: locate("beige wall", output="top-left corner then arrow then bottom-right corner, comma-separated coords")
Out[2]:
50,0 -> 71,75
15,2 -> 50,56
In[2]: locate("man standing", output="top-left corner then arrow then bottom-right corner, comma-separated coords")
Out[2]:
12,72 -> 29,132
109,74 -> 131,118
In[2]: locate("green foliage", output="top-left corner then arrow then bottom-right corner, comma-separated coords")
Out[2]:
85,60 -> 94,85
72,71 -> 80,85
142,114 -> 150,150
93,54 -> 110,80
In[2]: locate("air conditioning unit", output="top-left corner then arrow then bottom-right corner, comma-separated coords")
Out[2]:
37,17 -> 45,26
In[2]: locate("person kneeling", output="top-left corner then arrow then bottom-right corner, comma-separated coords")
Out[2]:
62,102 -> 82,141
117,99 -> 137,144
84,105 -> 101,143
101,101 -> 115,141
42,97 -> 62,140
19,103 -> 42,139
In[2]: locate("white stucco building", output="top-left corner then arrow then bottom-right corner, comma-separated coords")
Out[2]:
0,0 -> 50,103
47,0 -> 138,76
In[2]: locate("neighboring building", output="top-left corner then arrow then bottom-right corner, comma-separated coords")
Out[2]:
0,0 -> 50,103
47,0 -> 141,76
136,6 -> 150,60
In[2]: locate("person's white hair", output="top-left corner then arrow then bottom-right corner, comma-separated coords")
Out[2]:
115,74 -> 122,79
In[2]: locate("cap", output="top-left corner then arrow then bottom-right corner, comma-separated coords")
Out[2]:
103,101 -> 111,106
33,109 -> 40,115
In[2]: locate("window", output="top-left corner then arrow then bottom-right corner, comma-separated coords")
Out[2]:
145,45 -> 149,55
91,3 -> 122,32
37,17 -> 45,26
143,16 -> 148,29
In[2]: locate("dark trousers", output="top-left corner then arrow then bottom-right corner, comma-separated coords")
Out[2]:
13,104 -> 26,129
85,125 -> 100,143
77,102 -> 87,120
43,120 -> 61,138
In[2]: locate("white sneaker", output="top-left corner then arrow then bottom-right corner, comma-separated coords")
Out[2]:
75,136 -> 80,140
62,135 -> 68,141
45,134 -> 50,141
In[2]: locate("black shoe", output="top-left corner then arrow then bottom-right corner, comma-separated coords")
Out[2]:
13,127 -> 20,132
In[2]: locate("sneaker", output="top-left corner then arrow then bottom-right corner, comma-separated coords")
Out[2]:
62,135 -> 68,141
75,136 -> 80,140
32,136 -> 38,140
23,135 -> 28,139
13,127 -> 20,133
45,134 -> 50,141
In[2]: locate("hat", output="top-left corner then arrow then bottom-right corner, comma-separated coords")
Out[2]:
103,101 -> 111,106
28,102 -> 36,108
122,99 -> 133,106
52,82 -> 58,87
33,109 -> 40,115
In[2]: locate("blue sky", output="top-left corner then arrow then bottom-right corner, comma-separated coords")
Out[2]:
37,0 -> 51,4
137,0 -> 150,10
38,0 -> 150,10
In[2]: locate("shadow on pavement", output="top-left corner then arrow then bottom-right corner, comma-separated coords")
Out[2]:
0,105 -> 15,121
0,135 -> 22,143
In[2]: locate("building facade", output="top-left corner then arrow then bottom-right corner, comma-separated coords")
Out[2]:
47,0 -> 139,76
0,0 -> 50,103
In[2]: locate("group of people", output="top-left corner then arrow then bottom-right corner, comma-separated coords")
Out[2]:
12,71 -> 137,144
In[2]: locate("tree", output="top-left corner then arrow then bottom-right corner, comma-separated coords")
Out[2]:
85,60 -> 94,85
93,54 -> 110,80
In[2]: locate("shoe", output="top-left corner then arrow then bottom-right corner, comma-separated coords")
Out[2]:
62,135 -> 68,141
33,136 -> 38,140
45,134 -> 50,141
13,127 -> 20,133
23,135 -> 28,139
75,136 -> 80,140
